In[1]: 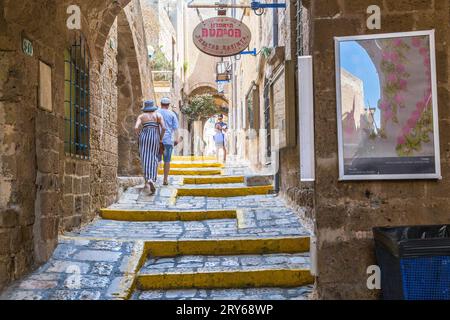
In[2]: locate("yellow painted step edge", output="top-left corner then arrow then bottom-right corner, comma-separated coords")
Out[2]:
143,237 -> 310,257
159,163 -> 224,168
173,156 -> 217,161
176,185 -> 273,197
158,169 -> 222,175
100,209 -> 237,222
137,269 -> 314,290
183,176 -> 245,184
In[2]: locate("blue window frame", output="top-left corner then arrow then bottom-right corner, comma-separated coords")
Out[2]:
64,34 -> 90,159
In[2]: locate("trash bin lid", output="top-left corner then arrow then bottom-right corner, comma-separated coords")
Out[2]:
373,225 -> 450,258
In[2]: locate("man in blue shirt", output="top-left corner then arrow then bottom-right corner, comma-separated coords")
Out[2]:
158,97 -> 180,185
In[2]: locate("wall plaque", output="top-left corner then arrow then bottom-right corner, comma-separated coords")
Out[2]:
39,61 -> 53,112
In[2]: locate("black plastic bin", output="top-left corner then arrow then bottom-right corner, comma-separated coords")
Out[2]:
373,225 -> 450,300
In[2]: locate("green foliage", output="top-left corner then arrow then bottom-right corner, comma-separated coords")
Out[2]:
261,47 -> 272,59
183,61 -> 189,74
181,94 -> 219,122
396,105 -> 433,156
150,46 -> 173,71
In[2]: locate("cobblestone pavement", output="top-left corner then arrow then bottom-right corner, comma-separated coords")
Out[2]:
1,238 -> 139,300
140,253 -> 310,274
1,160 -> 313,300
133,286 -> 314,300
65,192 -> 309,240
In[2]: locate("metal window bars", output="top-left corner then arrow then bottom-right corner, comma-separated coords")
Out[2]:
295,0 -> 304,57
64,33 -> 90,160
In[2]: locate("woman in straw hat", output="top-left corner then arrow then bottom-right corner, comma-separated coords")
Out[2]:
134,100 -> 166,194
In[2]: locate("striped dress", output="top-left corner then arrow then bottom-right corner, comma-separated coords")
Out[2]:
139,122 -> 161,182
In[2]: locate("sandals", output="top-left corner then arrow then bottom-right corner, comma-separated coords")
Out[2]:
144,181 -> 156,195
148,181 -> 156,194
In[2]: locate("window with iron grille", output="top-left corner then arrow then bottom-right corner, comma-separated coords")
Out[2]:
64,34 -> 90,159
295,0 -> 304,57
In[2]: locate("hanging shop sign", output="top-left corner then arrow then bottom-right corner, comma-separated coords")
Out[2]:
335,30 -> 441,180
193,16 -> 251,57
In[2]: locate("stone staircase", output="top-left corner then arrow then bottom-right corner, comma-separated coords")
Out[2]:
0,157 -> 313,300
120,157 -> 314,300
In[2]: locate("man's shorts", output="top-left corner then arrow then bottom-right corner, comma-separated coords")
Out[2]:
159,144 -> 174,163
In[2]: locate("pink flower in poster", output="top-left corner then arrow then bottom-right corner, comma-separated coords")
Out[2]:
394,93 -> 405,104
423,57 -> 430,67
387,73 -> 397,84
383,110 -> 394,122
402,126 -> 412,136
407,117 -> 418,128
394,39 -> 404,47
412,37 -> 422,47
396,64 -> 406,73
399,79 -> 408,90
379,101 -> 390,111
391,52 -> 399,63
419,47 -> 429,56
397,136 -> 406,145
416,101 -> 426,111
382,51 -> 392,62
411,110 -> 422,123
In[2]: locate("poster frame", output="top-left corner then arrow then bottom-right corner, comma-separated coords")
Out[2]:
334,30 -> 441,181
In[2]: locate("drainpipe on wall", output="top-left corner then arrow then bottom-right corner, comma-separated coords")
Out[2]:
273,0 -> 279,193
273,0 -> 279,47
274,151 -> 280,193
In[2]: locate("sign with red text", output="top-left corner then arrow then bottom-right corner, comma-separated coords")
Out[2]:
193,16 -> 252,57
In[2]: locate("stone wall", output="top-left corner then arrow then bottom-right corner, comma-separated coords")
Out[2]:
117,0 -> 154,176
309,0 -> 450,299
234,1 -> 315,222
0,0 -> 138,292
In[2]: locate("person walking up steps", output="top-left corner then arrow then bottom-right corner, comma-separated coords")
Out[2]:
158,97 -> 180,185
135,100 -> 166,195
214,114 -> 228,163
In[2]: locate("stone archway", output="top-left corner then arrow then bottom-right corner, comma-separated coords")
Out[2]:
186,85 -> 229,156
116,2 -> 154,176
0,0 -> 147,290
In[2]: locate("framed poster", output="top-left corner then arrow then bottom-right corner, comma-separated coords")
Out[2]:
335,30 -> 441,181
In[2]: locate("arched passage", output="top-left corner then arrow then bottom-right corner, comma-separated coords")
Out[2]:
116,5 -> 152,176
0,0 -> 147,290
186,85 -> 229,156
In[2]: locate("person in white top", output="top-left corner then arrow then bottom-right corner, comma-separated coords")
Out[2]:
214,114 -> 228,163
157,97 -> 180,185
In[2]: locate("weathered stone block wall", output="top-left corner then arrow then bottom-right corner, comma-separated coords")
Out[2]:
89,22 -> 119,216
0,0 -> 136,291
62,161 -> 90,231
309,0 -> 450,299
0,10 -> 39,289
278,0 -> 315,229
117,0 -> 154,176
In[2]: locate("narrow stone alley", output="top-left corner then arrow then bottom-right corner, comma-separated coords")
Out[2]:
4,0 -> 450,303
0,157 -> 313,300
